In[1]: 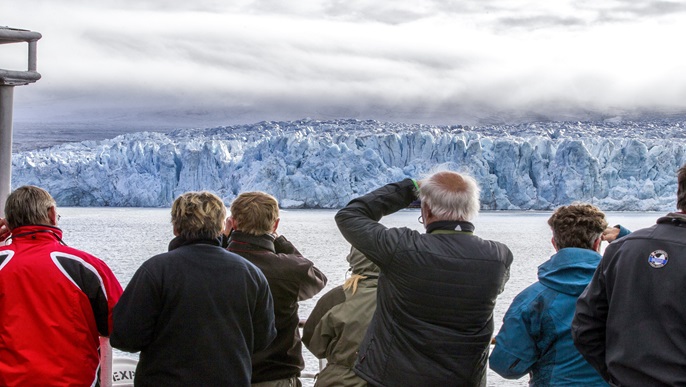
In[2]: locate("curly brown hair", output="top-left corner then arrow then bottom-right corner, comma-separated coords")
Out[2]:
548,203 -> 608,250
171,191 -> 226,240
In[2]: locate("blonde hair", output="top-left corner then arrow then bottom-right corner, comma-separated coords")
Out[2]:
5,185 -> 56,229
548,203 -> 608,250
343,247 -> 379,295
230,192 -> 279,236
420,171 -> 480,221
171,191 -> 226,240
343,274 -> 367,295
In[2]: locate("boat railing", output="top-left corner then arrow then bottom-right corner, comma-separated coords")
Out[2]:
100,337 -> 114,387
0,26 -> 42,217
0,27 -> 42,85
103,319 -> 323,386
103,319 -> 493,385
299,318 -> 326,379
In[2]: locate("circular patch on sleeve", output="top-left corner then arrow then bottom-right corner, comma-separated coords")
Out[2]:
648,250 -> 668,268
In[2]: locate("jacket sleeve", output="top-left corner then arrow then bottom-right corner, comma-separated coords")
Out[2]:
335,179 -> 418,268
110,266 -> 161,353
274,235 -> 327,301
616,225 -> 631,240
302,286 -> 347,358
252,270 -> 277,352
572,253 -> 610,381
54,252 -> 123,337
489,298 -> 537,379
97,261 -> 124,337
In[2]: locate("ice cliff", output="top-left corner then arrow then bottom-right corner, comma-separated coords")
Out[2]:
10,118 -> 686,210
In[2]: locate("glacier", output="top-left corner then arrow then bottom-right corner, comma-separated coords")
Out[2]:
9,118 -> 686,211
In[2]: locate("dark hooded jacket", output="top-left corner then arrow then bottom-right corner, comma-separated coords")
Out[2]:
490,247 -> 607,386
335,178 -> 513,387
573,212 -> 686,386
302,247 -> 380,387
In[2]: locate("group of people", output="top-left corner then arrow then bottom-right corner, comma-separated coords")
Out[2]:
0,188 -> 327,386
489,164 -> 686,387
0,164 -> 685,387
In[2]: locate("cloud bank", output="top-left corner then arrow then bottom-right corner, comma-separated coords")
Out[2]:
2,0 -> 686,133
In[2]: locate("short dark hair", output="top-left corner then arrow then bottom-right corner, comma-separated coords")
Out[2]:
548,203 -> 607,250
678,164 -> 686,212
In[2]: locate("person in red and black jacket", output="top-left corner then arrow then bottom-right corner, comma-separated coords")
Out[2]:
0,185 -> 123,386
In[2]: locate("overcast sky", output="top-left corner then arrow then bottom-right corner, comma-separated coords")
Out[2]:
2,0 -> 686,133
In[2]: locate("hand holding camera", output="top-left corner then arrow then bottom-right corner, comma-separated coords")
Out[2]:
0,218 -> 10,243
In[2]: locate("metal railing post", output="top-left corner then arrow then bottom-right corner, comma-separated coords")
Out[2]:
0,86 -> 14,217
28,41 -> 38,71
0,26 -> 42,216
100,337 -> 113,387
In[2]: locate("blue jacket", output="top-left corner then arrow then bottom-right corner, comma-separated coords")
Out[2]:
490,248 -> 607,386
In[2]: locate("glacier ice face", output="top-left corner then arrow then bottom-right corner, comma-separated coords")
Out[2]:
10,118 -> 686,211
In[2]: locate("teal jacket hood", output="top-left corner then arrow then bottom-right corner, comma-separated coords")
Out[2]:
538,247 -> 601,296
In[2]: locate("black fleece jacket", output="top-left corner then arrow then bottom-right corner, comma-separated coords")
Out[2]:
111,237 -> 276,386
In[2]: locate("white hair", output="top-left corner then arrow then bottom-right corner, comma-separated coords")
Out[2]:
419,171 -> 481,221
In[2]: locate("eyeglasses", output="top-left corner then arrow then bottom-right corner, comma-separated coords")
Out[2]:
418,215 -> 424,224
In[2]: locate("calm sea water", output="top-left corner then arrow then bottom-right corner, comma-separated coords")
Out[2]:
57,207 -> 660,387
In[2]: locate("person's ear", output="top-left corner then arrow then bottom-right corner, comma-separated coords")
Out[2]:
551,237 -> 559,252
48,206 -> 59,226
593,236 -> 602,252
222,217 -> 236,237
272,218 -> 280,232
421,205 -> 433,225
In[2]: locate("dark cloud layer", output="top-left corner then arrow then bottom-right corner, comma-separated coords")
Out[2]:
2,0 -> 686,135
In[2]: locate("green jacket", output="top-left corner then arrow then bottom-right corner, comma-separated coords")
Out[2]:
302,248 -> 379,387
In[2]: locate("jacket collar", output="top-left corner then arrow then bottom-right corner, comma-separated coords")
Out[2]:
657,212 -> 686,226
8,225 -> 64,244
426,220 -> 475,234
168,235 -> 221,251
227,230 -> 276,253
